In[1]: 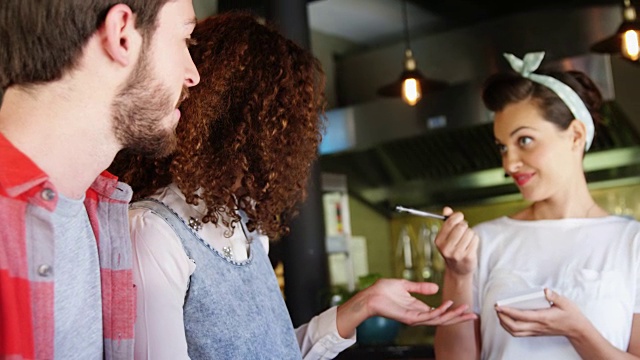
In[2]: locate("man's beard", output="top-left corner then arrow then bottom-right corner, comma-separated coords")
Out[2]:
111,43 -> 187,158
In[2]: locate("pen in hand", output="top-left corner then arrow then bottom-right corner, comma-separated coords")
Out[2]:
394,205 -> 449,220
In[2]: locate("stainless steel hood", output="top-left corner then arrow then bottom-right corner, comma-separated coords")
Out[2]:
318,5 -> 640,215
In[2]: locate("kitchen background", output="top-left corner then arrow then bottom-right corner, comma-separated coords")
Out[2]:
198,0 -> 640,351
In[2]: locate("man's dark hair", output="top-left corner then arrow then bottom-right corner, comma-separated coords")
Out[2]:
0,0 -> 172,89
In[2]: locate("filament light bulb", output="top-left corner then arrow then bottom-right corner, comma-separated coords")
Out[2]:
622,29 -> 640,61
402,78 -> 421,106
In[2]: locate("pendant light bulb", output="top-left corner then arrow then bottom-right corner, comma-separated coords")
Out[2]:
402,78 -> 421,106
402,49 -> 421,106
623,29 -> 640,60
376,0 -> 448,102
622,0 -> 640,60
590,0 -> 640,62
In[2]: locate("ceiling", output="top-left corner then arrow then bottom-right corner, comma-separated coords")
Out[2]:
203,0 -> 627,48
307,0 -> 440,45
308,0 -> 624,46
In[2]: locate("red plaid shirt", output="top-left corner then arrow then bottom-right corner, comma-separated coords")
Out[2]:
0,133 -> 135,359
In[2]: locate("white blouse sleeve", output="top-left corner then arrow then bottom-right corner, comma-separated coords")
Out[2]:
295,306 -> 357,359
129,207 -> 195,360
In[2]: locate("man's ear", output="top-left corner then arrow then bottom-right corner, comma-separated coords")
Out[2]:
569,119 -> 587,151
99,4 -> 141,67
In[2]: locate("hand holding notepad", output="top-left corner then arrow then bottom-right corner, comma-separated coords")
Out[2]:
495,290 -> 552,310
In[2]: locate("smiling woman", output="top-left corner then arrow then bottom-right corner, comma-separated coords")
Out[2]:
433,51 -> 640,360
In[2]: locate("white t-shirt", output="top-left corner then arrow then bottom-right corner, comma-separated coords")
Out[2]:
473,215 -> 640,359
129,184 -> 355,360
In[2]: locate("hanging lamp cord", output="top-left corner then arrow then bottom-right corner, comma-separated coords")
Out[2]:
402,0 -> 411,51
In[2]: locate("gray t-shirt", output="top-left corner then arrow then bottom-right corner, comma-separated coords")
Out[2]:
52,193 -> 103,359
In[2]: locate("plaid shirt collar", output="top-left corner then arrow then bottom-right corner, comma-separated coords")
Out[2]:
0,132 -> 127,206
0,132 -> 49,198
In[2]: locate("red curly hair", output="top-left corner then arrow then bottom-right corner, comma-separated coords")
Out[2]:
110,11 -> 326,239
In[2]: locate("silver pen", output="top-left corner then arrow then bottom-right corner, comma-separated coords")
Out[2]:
395,205 -> 448,220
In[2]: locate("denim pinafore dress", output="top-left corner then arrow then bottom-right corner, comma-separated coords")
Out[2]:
131,199 -> 302,360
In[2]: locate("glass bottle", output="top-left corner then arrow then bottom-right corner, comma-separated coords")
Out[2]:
396,225 -> 418,280
418,223 -> 433,280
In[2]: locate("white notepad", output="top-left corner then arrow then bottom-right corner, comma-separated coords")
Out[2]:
495,290 -> 551,310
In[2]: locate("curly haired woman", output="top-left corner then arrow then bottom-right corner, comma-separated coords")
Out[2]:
110,11 -> 476,360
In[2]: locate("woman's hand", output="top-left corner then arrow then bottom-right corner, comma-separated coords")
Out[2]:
336,278 -> 477,338
363,278 -> 477,326
495,289 -> 590,338
434,207 -> 479,276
